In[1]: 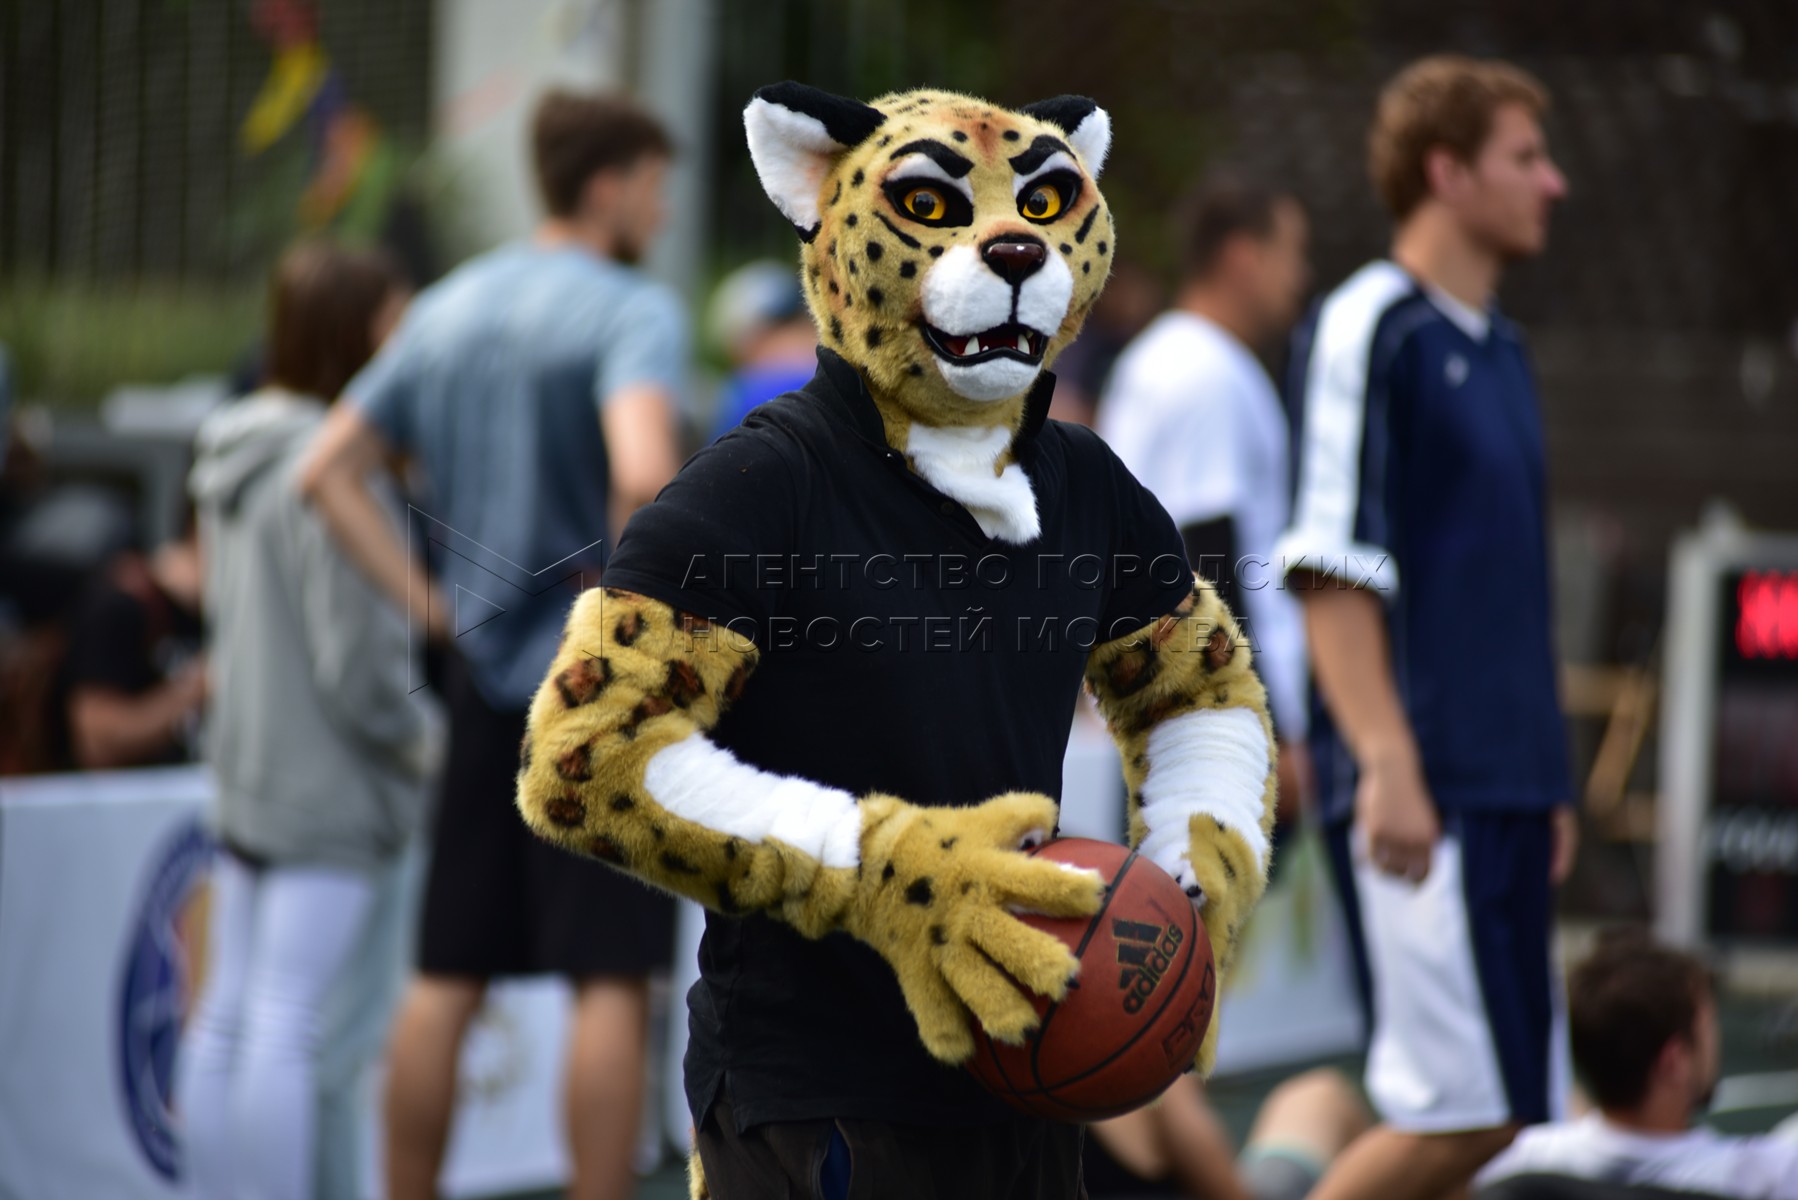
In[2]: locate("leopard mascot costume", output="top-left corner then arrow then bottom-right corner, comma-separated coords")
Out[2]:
517,83 -> 1277,1199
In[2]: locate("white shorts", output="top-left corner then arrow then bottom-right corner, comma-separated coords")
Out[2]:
1326,812 -> 1570,1133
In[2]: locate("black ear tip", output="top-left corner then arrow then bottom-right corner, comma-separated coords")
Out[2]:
751,80 -> 825,107
748,80 -> 886,150
1019,95 -> 1101,135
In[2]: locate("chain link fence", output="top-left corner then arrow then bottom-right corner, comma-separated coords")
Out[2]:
1,0 -> 433,283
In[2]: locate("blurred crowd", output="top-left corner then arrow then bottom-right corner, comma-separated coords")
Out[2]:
2,53 -> 1795,1200
0,431 -> 207,776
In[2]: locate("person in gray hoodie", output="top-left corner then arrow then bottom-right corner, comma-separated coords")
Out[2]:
177,240 -> 439,1200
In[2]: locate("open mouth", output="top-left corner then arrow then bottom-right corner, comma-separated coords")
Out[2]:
921,322 -> 1046,366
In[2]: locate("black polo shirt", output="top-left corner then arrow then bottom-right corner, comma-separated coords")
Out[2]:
604,347 -> 1190,1130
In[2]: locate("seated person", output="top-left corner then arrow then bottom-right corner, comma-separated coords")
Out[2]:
1087,1067 -> 1372,1200
1477,929 -> 1798,1199
61,523 -> 206,769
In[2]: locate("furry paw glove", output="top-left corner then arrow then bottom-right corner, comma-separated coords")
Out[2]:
843,792 -> 1105,1063
518,590 -> 1109,1065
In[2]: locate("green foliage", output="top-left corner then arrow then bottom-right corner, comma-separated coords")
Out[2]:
0,133 -> 442,408
0,278 -> 263,408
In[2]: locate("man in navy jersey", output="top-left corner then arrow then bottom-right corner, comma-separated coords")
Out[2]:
1276,57 -> 1577,1200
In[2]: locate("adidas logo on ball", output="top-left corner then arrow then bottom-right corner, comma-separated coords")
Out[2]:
1114,917 -> 1184,1014
968,839 -> 1218,1121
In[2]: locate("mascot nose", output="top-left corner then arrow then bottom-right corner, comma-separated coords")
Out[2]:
982,238 -> 1046,285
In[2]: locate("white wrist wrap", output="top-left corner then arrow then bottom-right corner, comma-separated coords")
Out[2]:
644,735 -> 863,870
1136,707 -> 1271,883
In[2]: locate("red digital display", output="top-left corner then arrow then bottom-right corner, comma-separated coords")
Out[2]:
1736,570 -> 1798,660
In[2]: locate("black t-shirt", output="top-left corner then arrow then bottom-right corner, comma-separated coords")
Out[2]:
605,348 -> 1190,1129
61,571 -> 205,767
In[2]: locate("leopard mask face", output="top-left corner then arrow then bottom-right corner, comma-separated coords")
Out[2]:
745,83 -> 1115,434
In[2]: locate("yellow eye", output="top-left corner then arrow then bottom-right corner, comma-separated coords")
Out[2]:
902,186 -> 946,221
1020,184 -> 1064,221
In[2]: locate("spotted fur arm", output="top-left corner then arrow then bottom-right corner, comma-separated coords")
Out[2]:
1084,577 -> 1278,1075
517,588 -> 1104,1063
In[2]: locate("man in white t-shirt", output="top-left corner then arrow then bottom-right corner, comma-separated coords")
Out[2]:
1099,173 -> 1312,799
1478,930 -> 1798,1199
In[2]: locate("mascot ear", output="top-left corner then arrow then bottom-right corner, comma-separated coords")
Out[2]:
1019,95 -> 1112,180
744,82 -> 886,242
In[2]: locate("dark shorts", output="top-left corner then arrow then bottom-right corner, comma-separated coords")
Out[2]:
1079,1135 -> 1172,1199
697,1092 -> 1087,1200
416,654 -> 675,978
1323,810 -> 1563,1131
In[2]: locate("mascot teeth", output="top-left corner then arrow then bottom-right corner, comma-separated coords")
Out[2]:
926,323 -> 1044,365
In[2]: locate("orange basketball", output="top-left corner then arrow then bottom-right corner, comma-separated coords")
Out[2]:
966,837 -> 1216,1121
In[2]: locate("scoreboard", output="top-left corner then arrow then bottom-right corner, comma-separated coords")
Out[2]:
1659,521 -> 1798,948
1730,569 -> 1798,662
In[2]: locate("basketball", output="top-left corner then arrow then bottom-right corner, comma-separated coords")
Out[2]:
966,837 -> 1217,1122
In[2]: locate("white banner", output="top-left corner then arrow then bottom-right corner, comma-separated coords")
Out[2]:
0,749 -> 1359,1196
0,767 -> 204,1200
0,767 -> 570,1199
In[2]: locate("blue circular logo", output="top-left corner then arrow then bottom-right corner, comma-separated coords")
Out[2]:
116,819 -> 213,1180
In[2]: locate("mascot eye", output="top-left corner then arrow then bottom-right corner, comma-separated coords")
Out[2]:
1017,171 -> 1080,224
882,178 -> 972,227
902,186 -> 948,221
1020,184 -> 1063,221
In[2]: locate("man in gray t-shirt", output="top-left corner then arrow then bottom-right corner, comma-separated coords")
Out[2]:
349,237 -> 686,705
301,89 -> 687,1200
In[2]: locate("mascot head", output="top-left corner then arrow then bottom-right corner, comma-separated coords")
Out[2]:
744,83 -> 1115,433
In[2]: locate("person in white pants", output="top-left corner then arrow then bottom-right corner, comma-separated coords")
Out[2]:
179,860 -> 376,1196
177,240 -> 439,1200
